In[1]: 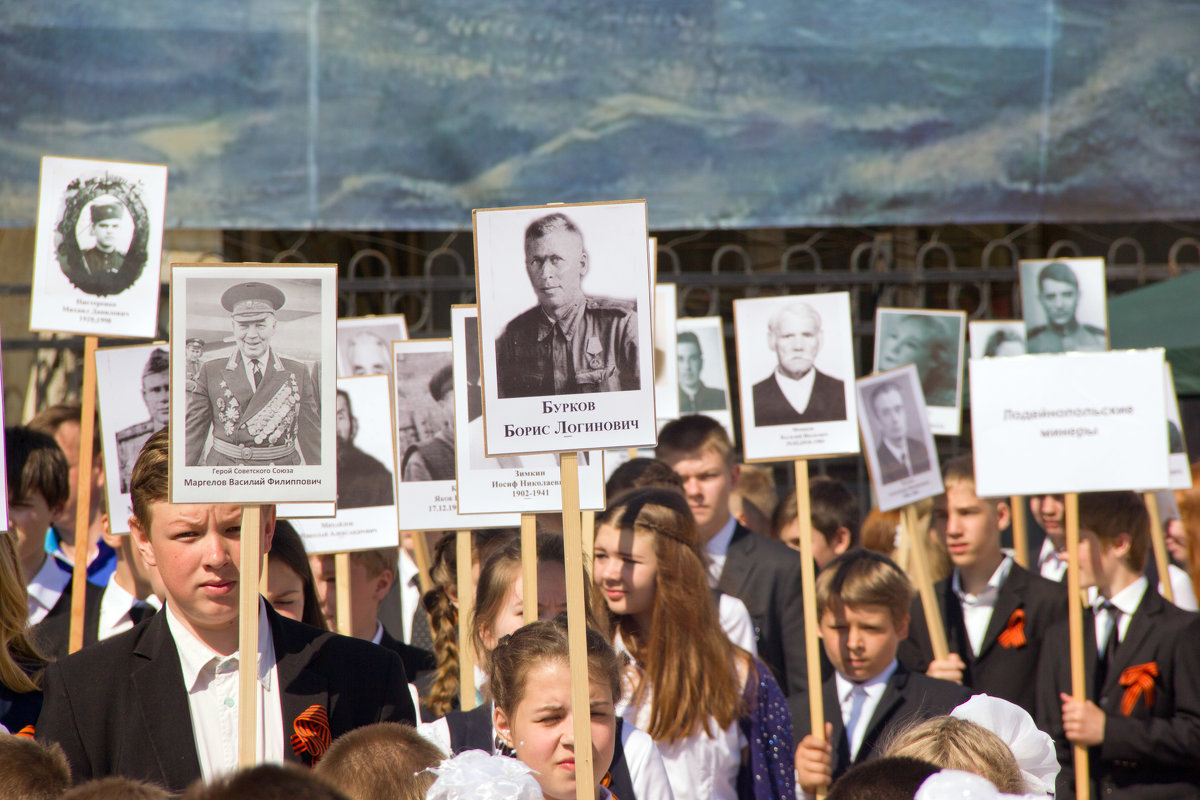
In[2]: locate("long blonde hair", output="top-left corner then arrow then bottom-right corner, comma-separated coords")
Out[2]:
0,534 -> 46,693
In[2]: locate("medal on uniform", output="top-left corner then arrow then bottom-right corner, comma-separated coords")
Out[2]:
586,336 -> 604,369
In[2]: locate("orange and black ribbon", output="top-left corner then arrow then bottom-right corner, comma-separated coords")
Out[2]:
15,725 -> 35,738
1119,662 -> 1158,716
600,771 -> 620,800
997,609 -> 1026,649
290,704 -> 332,764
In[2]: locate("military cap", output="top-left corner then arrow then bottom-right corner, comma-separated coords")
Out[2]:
90,202 -> 124,223
221,282 -> 286,322
144,348 -> 169,376
185,337 -> 204,348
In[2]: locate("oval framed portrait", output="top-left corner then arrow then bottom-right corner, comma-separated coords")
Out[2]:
54,174 -> 151,296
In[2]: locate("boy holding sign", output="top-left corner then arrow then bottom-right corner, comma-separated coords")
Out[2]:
903,455 -> 1066,716
1035,491 -> 1200,800
36,431 -> 416,792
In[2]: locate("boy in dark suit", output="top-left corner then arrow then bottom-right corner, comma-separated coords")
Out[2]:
903,455 -> 1066,715
793,550 -> 971,794
657,414 -> 809,696
36,430 -> 415,792
1035,491 -> 1200,800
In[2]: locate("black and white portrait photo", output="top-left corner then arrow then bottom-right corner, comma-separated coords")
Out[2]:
95,342 -> 171,533
873,308 -> 966,435
676,315 -> 736,441
856,364 -> 944,512
170,264 -> 337,504
968,320 -> 1027,360
31,156 -> 168,338
1019,258 -> 1109,354
474,200 -> 656,456
336,314 -> 408,377
733,292 -> 859,462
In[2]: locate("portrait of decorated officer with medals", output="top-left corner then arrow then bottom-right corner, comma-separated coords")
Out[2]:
494,212 -> 640,398
185,281 -> 321,467
116,347 -> 171,492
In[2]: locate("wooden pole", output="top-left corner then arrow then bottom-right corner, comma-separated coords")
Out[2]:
68,336 -> 99,655
456,531 -> 476,711
560,452 -> 595,800
1064,493 -> 1090,800
1011,496 -> 1029,569
259,553 -> 270,596
581,509 -> 595,575
334,552 -> 353,636
626,447 -> 638,460
410,530 -> 434,595
521,514 -> 538,626
238,504 -> 263,768
903,505 -> 949,660
1144,492 -> 1175,604
793,460 -> 827,800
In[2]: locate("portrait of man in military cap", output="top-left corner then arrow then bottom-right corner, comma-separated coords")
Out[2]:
185,337 -> 205,390
1019,258 -> 1109,355
183,280 -> 322,467
78,200 -> 129,275
115,347 -> 172,493
493,212 -> 640,398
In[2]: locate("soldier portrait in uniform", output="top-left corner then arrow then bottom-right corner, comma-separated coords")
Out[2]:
335,386 -> 395,509
336,315 -> 408,377
77,200 -> 130,277
400,363 -> 456,482
1019,258 -> 1108,354
115,347 -> 171,493
474,200 -> 656,457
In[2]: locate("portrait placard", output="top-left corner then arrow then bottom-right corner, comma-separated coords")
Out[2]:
96,342 -> 169,534
873,308 -> 966,436
970,349 -> 1168,496
169,264 -> 337,503
968,320 -> 1026,360
451,306 -> 605,514
474,200 -> 656,455
292,374 -> 401,554
30,156 -> 168,338
857,364 -> 944,512
336,314 -> 408,376
653,283 -> 680,421
394,339 -> 519,530
1163,365 -> 1192,491
1018,257 -> 1109,354
733,292 -> 859,462
677,316 -> 735,440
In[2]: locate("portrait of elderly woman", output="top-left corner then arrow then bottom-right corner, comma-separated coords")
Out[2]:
875,311 -> 963,408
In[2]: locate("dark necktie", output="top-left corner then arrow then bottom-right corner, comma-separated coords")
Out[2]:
129,600 -> 156,626
1094,601 -> 1121,688
251,359 -> 263,389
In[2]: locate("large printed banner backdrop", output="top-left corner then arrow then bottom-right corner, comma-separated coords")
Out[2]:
1,1 -> 1197,230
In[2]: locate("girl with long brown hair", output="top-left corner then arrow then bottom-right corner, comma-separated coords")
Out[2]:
593,488 -> 795,800
0,532 -> 47,732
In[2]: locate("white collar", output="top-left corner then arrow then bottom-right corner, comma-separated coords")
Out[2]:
26,554 -> 70,618
774,366 -> 816,393
834,658 -> 898,701
165,599 -> 274,692
1037,537 -> 1059,567
371,620 -> 384,645
705,515 -> 738,559
399,548 -> 419,588
1098,576 -> 1148,618
98,579 -> 139,633
952,555 -> 1013,603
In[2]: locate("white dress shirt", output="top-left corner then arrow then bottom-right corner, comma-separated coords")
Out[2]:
718,594 -> 758,656
26,554 -> 70,625
1036,538 -> 1067,582
96,581 -> 163,642
704,515 -> 738,586
166,599 -> 284,783
241,349 -> 271,390
1094,576 -> 1147,652
835,659 -> 898,762
951,556 -> 1014,656
398,549 -> 421,643
773,368 -> 817,416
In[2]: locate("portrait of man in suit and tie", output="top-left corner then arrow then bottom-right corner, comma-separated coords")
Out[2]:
869,380 -> 931,484
677,330 -> 727,413
751,301 -> 847,427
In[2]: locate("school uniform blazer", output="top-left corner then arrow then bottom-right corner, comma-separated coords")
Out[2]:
36,603 -> 415,792
28,578 -> 104,660
901,564 -> 1066,715
717,523 -> 811,697
376,628 -> 436,683
1034,590 -> 1200,800
787,663 -> 972,780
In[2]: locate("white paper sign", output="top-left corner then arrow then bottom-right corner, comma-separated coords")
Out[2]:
970,350 -> 1169,496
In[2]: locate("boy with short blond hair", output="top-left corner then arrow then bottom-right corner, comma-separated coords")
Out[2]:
1035,491 -> 1200,800
314,722 -> 444,800
903,454 -> 1065,715
793,550 -> 971,793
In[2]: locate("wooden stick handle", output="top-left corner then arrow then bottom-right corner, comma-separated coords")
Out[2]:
1065,493 -> 1090,800
521,514 -> 538,626
238,504 -> 263,768
560,452 -> 595,800
1144,491 -> 1175,603
904,505 -> 949,661
456,531 -> 476,711
793,460 -> 827,800
581,509 -> 596,576
410,530 -> 434,595
334,552 -> 353,636
1011,496 -> 1029,569
68,336 -> 99,655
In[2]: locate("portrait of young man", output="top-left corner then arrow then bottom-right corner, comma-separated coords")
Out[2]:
677,330 -> 727,413
79,200 -> 128,276
1022,260 -> 1107,354
115,347 -> 171,494
870,380 -> 930,484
